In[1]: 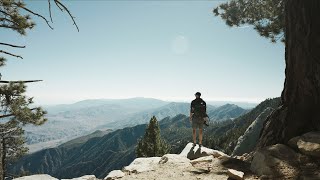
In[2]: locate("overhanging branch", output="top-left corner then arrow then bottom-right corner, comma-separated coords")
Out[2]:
54,0 -> 79,32
0,80 -> 42,84
13,2 -> 54,30
0,43 -> 25,48
0,50 -> 23,59
0,108 -> 37,119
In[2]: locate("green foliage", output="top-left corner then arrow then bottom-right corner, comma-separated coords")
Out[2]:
213,0 -> 285,43
136,116 -> 170,157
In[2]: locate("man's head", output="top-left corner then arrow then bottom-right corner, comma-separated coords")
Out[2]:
195,92 -> 201,98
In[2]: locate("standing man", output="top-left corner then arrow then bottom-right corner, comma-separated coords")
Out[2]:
190,92 -> 207,147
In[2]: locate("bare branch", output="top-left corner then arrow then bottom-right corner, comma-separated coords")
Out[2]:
13,2 -> 54,30
0,43 -> 25,48
0,80 -> 42,84
54,0 -> 64,11
48,0 -> 53,23
54,0 -> 79,32
0,50 -> 23,59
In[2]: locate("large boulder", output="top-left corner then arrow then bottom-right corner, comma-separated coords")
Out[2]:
180,143 -> 227,160
289,131 -> 320,158
123,157 -> 161,173
251,144 -> 303,178
13,174 -> 58,180
232,108 -> 274,156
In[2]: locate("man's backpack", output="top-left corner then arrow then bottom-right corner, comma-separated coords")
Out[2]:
193,99 -> 206,118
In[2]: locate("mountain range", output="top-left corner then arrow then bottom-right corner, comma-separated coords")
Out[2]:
24,98 -> 247,153
8,98 -> 278,179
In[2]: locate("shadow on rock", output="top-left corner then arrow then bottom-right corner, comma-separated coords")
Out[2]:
187,146 -> 210,160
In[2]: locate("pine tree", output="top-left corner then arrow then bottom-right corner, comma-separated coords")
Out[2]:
136,116 -> 170,157
0,1 -> 78,179
214,0 -> 320,148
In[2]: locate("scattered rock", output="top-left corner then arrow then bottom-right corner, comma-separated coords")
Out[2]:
190,156 -> 213,165
232,108 -> 274,156
296,131 -> 320,158
158,154 -> 191,168
123,157 -> 161,173
62,175 -> 98,180
104,170 -> 125,180
14,174 -> 58,180
180,143 -> 227,160
227,169 -> 244,180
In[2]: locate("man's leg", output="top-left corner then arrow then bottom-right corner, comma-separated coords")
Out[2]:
199,128 -> 203,145
192,128 -> 197,144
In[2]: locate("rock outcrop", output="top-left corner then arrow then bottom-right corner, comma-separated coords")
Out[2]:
25,140 -> 320,180
232,107 -> 274,156
104,143 -> 255,180
12,143 -> 254,180
251,131 -> 320,179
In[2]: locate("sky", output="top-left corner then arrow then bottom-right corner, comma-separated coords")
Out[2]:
1,0 -> 285,105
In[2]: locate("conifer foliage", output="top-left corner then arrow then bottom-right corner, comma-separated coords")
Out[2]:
136,116 -> 170,157
0,1 -> 77,179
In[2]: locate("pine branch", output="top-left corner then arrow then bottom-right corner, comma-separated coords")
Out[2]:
13,2 -> 54,30
0,80 -> 42,84
0,108 -> 37,119
48,0 -> 53,23
0,50 -> 23,59
0,43 -> 25,48
0,24 -> 19,31
0,128 -> 19,136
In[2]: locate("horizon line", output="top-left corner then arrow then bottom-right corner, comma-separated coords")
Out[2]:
35,96 -> 271,106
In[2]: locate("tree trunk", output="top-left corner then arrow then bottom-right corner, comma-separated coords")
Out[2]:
258,0 -> 320,148
0,138 -> 5,180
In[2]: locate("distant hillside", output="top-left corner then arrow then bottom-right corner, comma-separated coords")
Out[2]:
9,98 -> 279,179
207,104 -> 247,121
101,102 -> 216,129
204,97 -> 281,154
207,101 -> 258,109
24,98 -> 170,152
44,97 -> 169,113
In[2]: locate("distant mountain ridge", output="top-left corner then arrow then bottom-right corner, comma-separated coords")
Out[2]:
24,98 -> 251,153
207,103 -> 247,121
9,98 -> 279,179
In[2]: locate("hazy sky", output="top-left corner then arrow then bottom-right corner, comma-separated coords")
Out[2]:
1,1 -> 285,105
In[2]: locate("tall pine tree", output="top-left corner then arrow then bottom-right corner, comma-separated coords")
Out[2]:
214,0 -> 320,148
136,116 -> 170,157
0,1 -> 78,179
